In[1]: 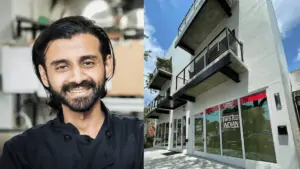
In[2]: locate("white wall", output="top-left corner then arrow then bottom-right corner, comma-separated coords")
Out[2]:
266,0 -> 300,162
169,38 -> 192,95
159,80 -> 171,96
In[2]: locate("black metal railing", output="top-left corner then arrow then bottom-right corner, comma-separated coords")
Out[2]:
175,28 -> 243,90
146,94 -> 171,114
178,0 -> 204,35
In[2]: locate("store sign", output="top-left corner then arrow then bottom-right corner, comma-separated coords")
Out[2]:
220,100 -> 239,129
222,114 -> 239,129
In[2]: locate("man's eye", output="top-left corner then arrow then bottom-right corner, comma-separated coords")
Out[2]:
83,61 -> 95,67
56,65 -> 67,70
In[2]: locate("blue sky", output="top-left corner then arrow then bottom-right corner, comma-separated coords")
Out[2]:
144,0 -> 300,106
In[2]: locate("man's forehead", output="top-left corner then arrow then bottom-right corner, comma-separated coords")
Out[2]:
44,34 -> 101,62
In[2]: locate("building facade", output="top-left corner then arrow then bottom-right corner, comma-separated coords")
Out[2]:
145,0 -> 300,168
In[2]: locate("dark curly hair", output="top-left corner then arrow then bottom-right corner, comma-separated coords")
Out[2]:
32,16 -> 115,113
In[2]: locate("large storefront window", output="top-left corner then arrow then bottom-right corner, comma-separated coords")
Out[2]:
183,117 -> 187,149
165,123 -> 169,147
173,119 -> 177,148
177,119 -> 182,147
241,91 -> 276,163
161,123 -> 165,146
206,105 -> 221,154
155,124 -> 160,146
221,100 -> 243,158
195,112 -> 204,151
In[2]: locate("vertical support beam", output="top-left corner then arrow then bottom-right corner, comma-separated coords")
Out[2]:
238,98 -> 246,159
219,105 -> 223,156
203,110 -> 206,153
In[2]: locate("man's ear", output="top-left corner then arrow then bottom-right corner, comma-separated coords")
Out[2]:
38,65 -> 49,87
105,55 -> 113,80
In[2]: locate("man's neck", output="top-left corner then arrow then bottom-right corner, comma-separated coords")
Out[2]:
61,100 -> 105,139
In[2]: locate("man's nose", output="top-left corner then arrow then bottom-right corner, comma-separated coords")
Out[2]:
70,67 -> 87,84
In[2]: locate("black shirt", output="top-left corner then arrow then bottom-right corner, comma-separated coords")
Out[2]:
0,102 -> 144,169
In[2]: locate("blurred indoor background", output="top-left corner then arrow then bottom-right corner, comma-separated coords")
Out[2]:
0,0 -> 144,153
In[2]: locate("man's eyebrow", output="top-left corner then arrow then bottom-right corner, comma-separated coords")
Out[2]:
79,55 -> 98,62
50,59 -> 68,66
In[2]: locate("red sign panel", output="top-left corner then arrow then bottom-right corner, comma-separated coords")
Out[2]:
206,105 -> 219,114
220,100 -> 238,110
240,91 -> 266,104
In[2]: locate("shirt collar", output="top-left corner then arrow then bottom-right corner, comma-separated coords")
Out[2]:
52,100 -> 113,135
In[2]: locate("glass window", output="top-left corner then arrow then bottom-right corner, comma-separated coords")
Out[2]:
173,119 -> 177,148
165,123 -> 169,147
177,119 -> 182,147
195,112 -> 204,152
183,116 -> 187,149
161,123 -> 165,146
206,105 -> 221,154
155,124 -> 160,146
241,91 -> 276,163
221,100 -> 243,158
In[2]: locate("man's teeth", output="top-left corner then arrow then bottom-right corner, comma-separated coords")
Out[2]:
69,87 -> 88,93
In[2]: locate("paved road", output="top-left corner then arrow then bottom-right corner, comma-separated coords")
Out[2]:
144,148 -> 241,169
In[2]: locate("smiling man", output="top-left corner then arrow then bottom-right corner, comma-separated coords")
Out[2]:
0,16 -> 144,169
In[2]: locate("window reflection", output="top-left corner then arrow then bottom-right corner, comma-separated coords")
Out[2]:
195,112 -> 204,151
241,92 -> 276,163
206,105 -> 221,154
221,100 -> 243,158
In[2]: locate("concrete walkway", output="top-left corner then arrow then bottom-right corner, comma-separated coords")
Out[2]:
144,148 -> 241,169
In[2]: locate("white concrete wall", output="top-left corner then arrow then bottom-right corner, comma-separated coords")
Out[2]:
169,0 -> 300,168
170,38 -> 193,95
159,80 -> 171,96
266,0 -> 300,162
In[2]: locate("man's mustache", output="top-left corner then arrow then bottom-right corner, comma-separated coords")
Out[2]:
62,80 -> 96,92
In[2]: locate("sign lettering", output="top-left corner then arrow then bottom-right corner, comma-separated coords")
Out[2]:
222,114 -> 240,129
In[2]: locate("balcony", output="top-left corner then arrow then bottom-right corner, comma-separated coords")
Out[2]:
175,0 -> 238,55
145,95 -> 187,119
145,96 -> 170,119
148,58 -> 172,90
173,28 -> 247,101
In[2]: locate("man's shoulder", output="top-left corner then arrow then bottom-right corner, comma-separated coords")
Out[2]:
111,114 -> 144,145
110,114 -> 144,136
4,121 -> 52,149
111,114 -> 143,128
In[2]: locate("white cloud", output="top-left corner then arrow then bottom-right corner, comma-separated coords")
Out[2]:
144,8 -> 165,105
156,0 -> 179,10
296,48 -> 300,61
272,0 -> 300,38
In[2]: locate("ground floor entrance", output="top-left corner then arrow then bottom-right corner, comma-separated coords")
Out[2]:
155,122 -> 169,148
172,116 -> 187,151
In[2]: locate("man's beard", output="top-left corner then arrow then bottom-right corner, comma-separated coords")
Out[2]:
48,78 -> 106,113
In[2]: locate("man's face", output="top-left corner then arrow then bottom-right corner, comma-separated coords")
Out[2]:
38,33 -> 113,112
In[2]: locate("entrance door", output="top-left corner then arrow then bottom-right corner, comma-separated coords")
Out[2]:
165,122 -> 169,147
176,118 -> 182,149
173,118 -> 186,150
173,119 -> 177,148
